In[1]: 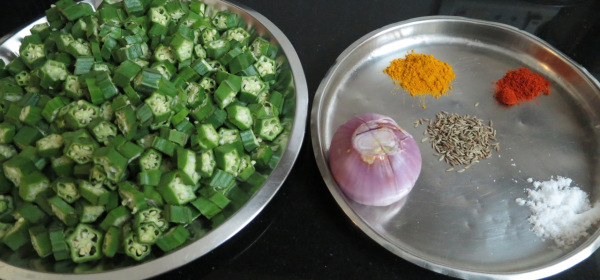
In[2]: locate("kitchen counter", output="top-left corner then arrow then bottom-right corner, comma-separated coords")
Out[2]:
1,0 -> 599,279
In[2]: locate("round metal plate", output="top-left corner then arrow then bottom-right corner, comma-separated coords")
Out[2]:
0,1 -> 308,279
311,16 -> 600,280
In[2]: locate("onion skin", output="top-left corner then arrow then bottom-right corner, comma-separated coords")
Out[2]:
329,113 -> 422,206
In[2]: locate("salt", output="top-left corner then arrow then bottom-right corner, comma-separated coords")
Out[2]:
516,176 -> 600,248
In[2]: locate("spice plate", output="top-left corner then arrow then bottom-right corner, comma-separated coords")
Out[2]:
311,16 -> 600,279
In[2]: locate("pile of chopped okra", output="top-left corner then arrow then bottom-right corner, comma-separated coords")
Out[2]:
0,0 -> 294,264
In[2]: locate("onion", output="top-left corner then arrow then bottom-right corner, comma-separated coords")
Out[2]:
328,113 -> 422,206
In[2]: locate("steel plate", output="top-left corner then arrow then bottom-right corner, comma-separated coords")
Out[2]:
0,1 -> 308,279
311,16 -> 600,279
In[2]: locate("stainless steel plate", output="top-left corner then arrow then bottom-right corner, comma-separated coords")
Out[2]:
0,1 -> 308,279
311,16 -> 600,280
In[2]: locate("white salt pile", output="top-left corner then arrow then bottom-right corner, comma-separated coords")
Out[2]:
516,176 -> 600,248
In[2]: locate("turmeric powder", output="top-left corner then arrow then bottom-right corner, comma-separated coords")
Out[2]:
384,52 -> 455,99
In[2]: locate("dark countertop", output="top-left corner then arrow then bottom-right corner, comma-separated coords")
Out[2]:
1,0 -> 600,279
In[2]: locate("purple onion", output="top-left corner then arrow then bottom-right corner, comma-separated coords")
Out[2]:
329,113 -> 422,206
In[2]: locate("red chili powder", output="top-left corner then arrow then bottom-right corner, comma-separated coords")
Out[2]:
494,67 -> 550,106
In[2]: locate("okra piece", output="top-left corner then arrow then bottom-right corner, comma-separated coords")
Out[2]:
236,154 -> 255,181
96,71 -> 119,100
164,204 -> 192,224
64,100 -> 100,129
0,122 -> 16,144
250,37 -> 274,58
138,169 -> 162,186
190,95 -> 214,122
114,105 -> 138,140
59,1 -> 94,21
252,144 -> 273,170
51,156 -> 75,178
13,125 -> 43,150
31,22 -> 51,41
113,60 -> 142,88
53,177 -> 80,204
48,196 -> 78,227
122,0 -> 148,16
214,143 -> 241,175
224,27 -> 251,46
3,155 -> 36,187
143,186 -> 164,208
79,203 -> 105,223
5,103 -> 23,125
2,217 -> 30,251
102,226 -> 121,258
14,70 -> 30,87
227,51 -> 255,75
254,55 -> 277,82
64,135 -> 99,164
240,129 -> 259,152
214,81 -> 238,109
155,225 -> 189,252
93,147 -> 128,183
66,223 -> 103,263
124,231 -> 151,261
158,128 -> 186,147
0,144 -> 17,163
184,82 -> 205,107
191,123 -> 219,151
14,202 -> 48,225
211,10 -> 239,31
63,75 -> 84,100
36,133 -> 64,158
151,60 -> 177,80
208,191 -> 231,209
118,181 -> 148,214
88,118 -> 117,144
176,148 -> 200,185
226,104 -> 253,130
20,43 -> 46,69
74,56 -> 94,75
100,205 -> 131,231
207,169 -> 236,195
139,148 -> 162,171
218,127 -> 243,154
153,44 -> 176,63
79,180 -> 110,205
190,196 -> 220,219
144,92 -> 172,125
48,222 -> 70,261
197,149 -> 216,177
19,170 -> 50,202
136,221 -> 162,244
200,27 -> 219,45
116,140 -> 144,162
134,207 -> 168,231
151,136 -> 177,157
157,171 -> 196,205
170,34 -> 194,62
205,39 -> 230,60
66,39 -> 92,58
254,116 -> 283,141
29,224 -> 53,258
0,195 -> 14,221
239,75 -> 266,104
134,67 -> 162,94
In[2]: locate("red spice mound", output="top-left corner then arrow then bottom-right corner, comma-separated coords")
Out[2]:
494,67 -> 550,106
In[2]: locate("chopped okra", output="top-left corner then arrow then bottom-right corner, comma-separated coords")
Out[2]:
0,0 -> 293,265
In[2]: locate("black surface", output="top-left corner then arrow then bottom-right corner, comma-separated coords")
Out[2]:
1,0 -> 600,279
